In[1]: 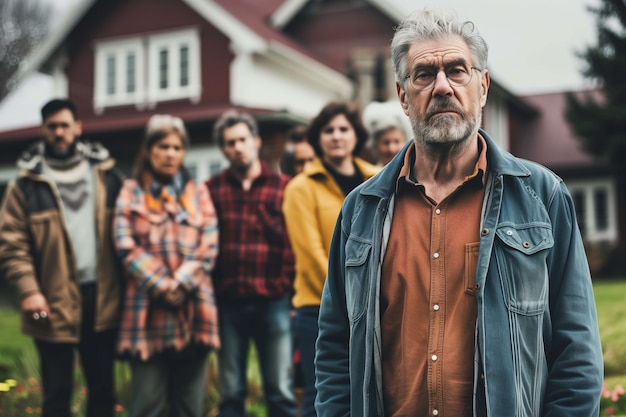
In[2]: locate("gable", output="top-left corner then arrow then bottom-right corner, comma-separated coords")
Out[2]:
61,0 -> 232,119
279,0 -> 399,73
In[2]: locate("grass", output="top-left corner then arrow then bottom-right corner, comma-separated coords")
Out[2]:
1,279 -> 626,415
0,309 -> 266,417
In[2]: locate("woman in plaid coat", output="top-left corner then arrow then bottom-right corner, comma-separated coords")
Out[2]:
113,114 -> 219,417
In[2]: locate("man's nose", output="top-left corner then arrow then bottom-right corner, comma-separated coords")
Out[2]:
432,71 -> 453,95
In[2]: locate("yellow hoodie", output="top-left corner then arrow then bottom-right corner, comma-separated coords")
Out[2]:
283,157 -> 379,308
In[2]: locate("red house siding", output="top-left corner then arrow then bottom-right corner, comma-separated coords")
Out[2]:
283,0 -> 396,73
64,0 -> 232,124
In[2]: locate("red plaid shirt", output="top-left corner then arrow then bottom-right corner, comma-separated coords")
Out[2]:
205,163 -> 294,301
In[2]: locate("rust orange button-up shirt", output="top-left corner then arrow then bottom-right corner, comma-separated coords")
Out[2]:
381,136 -> 487,417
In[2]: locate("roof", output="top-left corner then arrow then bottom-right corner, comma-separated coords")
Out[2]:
270,0 -> 405,29
516,89 -> 602,169
16,0 -> 350,92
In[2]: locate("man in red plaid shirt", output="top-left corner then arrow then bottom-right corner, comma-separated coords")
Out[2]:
206,109 -> 296,417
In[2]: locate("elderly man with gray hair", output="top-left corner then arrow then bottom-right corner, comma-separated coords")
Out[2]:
315,8 -> 603,417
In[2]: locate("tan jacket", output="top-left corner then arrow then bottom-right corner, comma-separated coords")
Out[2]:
0,142 -> 124,342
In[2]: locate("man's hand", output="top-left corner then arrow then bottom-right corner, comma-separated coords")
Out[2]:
21,292 -> 51,324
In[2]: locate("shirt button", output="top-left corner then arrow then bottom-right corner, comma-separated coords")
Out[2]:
433,410 -> 439,416
506,230 -> 513,236
435,208 -> 441,215
431,354 -> 438,361
433,252 -> 439,259
433,304 -> 440,311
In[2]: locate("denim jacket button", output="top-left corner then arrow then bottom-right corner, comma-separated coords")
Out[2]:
481,228 -> 489,236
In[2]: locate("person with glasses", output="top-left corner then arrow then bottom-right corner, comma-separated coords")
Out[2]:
315,8 -> 603,417
0,98 -> 123,417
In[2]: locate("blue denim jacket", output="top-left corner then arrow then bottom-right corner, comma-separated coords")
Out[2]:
315,130 -> 603,417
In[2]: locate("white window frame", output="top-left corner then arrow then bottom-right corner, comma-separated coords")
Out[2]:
93,28 -> 201,111
94,38 -> 145,111
567,178 -> 618,243
147,28 -> 201,105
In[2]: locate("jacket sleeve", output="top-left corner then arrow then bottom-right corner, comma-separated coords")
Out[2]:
173,184 -> 219,293
0,181 -> 42,298
315,209 -> 351,417
283,179 -> 329,298
113,182 -> 173,296
542,181 -> 603,416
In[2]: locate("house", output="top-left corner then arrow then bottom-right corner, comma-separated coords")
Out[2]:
0,0 -> 516,180
0,0 -> 620,274
511,89 -> 621,275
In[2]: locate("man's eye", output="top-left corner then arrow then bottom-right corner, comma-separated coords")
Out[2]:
414,71 -> 434,81
447,67 -> 466,76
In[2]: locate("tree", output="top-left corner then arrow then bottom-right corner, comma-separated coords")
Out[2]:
0,0 -> 52,101
565,0 -> 626,274
565,0 -> 626,167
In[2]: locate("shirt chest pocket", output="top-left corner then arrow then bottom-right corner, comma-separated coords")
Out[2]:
344,237 -> 372,323
494,223 -> 553,315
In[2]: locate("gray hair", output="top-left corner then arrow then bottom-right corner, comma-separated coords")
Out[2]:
390,8 -> 488,87
213,109 -> 259,146
145,114 -> 189,148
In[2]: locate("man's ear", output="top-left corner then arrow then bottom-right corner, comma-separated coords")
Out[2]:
74,120 -> 83,137
480,70 -> 490,108
397,81 -> 410,116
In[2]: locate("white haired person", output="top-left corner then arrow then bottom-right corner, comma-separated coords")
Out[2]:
362,100 -> 410,165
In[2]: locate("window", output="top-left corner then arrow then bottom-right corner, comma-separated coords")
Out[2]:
594,188 -> 609,231
94,28 -> 201,110
126,52 -> 136,93
94,38 -> 144,110
159,49 -> 169,89
180,45 -> 189,87
567,178 -> 617,243
106,55 -> 116,95
147,29 -> 201,103
572,190 -> 586,237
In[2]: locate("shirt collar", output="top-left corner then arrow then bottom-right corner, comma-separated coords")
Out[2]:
396,134 -> 488,192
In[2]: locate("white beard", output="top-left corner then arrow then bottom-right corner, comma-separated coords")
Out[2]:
410,98 -> 482,148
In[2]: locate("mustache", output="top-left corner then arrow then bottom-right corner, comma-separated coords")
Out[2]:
425,99 -> 464,119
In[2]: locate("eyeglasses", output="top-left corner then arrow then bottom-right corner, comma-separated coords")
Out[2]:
405,64 -> 481,91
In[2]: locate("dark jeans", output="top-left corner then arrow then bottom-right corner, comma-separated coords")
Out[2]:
293,306 -> 320,417
217,295 -> 296,417
35,283 -> 117,417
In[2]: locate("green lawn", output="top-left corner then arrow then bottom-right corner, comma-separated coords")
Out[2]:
1,279 -> 625,415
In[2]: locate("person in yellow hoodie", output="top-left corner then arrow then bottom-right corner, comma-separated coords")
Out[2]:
283,101 -> 378,417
